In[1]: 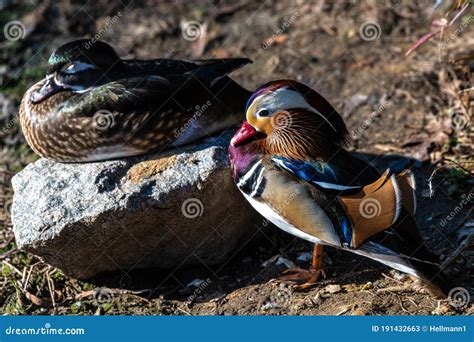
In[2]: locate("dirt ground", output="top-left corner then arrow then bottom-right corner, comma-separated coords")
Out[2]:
0,0 -> 472,315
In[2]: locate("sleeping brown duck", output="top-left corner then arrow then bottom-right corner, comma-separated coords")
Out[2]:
20,39 -> 251,162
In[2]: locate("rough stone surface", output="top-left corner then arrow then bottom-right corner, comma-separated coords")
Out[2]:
12,134 -> 258,279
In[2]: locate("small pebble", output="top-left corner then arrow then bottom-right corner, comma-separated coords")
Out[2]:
296,252 -> 312,262
324,284 -> 342,294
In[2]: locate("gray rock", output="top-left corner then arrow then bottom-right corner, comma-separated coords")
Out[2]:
11,134 -> 257,279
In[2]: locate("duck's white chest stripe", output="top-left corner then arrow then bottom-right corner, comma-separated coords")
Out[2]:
237,160 -> 262,186
250,167 -> 265,197
242,192 -> 324,244
237,160 -> 266,197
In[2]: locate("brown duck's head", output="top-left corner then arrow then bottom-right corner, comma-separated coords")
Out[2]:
231,80 -> 349,160
30,39 -> 123,104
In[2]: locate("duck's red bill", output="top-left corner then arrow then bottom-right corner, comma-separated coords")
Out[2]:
231,121 -> 259,146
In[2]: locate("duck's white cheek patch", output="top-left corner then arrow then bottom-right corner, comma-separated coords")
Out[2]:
259,88 -> 337,132
262,88 -> 309,111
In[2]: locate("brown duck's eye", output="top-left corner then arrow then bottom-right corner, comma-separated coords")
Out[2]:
61,62 -> 96,75
258,109 -> 270,117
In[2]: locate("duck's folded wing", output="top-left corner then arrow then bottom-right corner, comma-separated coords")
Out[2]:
188,58 -> 252,85
63,76 -> 173,118
271,156 -> 417,247
53,76 -> 186,144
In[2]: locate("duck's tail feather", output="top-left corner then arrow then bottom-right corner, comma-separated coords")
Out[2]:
192,58 -> 252,84
353,240 -> 452,297
408,257 -> 453,297
354,211 -> 454,298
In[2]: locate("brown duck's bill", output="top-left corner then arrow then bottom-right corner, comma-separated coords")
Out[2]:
231,121 -> 264,146
30,77 -> 63,104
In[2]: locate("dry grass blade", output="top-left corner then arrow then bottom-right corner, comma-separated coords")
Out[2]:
406,1 -> 472,56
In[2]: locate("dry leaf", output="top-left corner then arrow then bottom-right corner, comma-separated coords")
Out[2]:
26,291 -> 52,306
274,34 -> 288,45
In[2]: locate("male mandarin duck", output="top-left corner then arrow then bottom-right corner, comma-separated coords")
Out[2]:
228,80 -> 452,297
20,39 -> 251,162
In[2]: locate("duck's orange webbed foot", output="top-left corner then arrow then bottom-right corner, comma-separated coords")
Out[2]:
278,267 -> 326,289
277,243 -> 326,290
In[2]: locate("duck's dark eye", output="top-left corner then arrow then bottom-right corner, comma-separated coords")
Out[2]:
258,109 -> 270,117
61,62 -> 95,75
55,63 -> 103,91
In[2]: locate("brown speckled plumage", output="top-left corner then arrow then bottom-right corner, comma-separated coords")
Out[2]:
20,39 -> 251,162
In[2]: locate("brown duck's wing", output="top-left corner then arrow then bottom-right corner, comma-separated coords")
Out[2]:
188,58 -> 252,84
62,76 -> 173,117
55,77 -> 189,147
124,58 -> 251,86
61,56 -> 253,133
